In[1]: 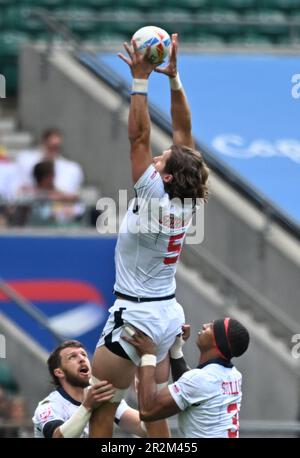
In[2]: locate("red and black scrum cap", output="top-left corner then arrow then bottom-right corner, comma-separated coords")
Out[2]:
213,318 -> 233,361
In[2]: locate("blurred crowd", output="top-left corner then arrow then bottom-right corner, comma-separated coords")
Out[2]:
0,370 -> 32,438
0,128 -> 90,228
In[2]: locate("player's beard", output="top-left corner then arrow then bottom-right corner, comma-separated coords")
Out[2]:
63,370 -> 90,388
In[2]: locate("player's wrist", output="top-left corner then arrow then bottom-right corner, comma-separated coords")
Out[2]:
82,386 -> 93,411
60,404 -> 91,438
140,354 -> 157,367
131,78 -> 148,96
132,72 -> 149,79
170,335 -> 184,359
82,400 -> 92,412
169,72 -> 182,91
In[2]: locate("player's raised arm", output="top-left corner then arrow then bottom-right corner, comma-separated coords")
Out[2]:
118,41 -> 157,183
155,33 -> 194,149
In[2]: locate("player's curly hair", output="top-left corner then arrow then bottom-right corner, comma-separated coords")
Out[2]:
47,340 -> 84,387
163,144 -> 209,202
228,319 -> 250,357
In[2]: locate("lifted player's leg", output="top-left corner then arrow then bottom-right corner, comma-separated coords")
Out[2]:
89,345 -> 136,437
140,355 -> 171,438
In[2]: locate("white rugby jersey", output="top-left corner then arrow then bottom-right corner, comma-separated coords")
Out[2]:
114,165 -> 194,297
32,389 -> 129,438
32,387 -> 89,438
168,359 -> 242,438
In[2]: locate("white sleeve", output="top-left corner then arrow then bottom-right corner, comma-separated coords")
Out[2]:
32,400 -> 66,437
72,163 -> 84,192
168,369 -> 216,411
133,165 -> 165,201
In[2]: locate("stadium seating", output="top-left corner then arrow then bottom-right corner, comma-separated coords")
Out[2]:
229,32 -> 275,46
261,0 -> 300,11
0,0 -> 299,95
243,10 -> 289,36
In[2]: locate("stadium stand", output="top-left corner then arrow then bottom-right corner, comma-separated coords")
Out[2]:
1,0 -> 300,438
1,0 -> 300,94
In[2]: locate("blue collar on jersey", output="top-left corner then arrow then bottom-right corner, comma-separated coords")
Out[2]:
57,387 -> 81,406
198,358 -> 233,370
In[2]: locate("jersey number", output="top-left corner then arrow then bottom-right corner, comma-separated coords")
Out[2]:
163,233 -> 184,265
227,403 -> 239,438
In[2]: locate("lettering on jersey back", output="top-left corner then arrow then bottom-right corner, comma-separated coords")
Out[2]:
221,380 -> 242,396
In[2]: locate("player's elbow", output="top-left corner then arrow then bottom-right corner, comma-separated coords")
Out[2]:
128,125 -> 150,145
139,411 -> 151,421
139,409 -> 157,422
129,133 -> 149,146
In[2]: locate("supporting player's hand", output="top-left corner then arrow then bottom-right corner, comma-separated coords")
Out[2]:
83,381 -> 115,411
170,324 -> 190,359
118,40 -> 158,79
155,33 -> 178,78
182,324 -> 191,342
122,326 -> 157,356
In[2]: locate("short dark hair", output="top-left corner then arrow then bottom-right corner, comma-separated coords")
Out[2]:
33,160 -> 54,185
47,340 -> 85,387
228,319 -> 250,357
42,128 -> 62,142
164,145 -> 209,202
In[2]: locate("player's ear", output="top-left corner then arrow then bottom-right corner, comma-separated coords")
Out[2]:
162,174 -> 173,183
54,367 -> 64,380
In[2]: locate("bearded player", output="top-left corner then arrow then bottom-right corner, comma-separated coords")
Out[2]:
32,340 -> 147,438
90,33 -> 209,438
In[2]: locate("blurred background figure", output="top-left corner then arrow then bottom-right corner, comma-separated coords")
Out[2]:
31,160 -> 78,201
0,362 -> 31,438
26,160 -> 85,227
7,396 -> 31,438
15,128 -> 84,196
0,132 -> 87,227
0,387 -> 9,423
0,143 -> 19,204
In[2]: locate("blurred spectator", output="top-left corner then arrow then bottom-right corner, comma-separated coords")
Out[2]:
24,160 -> 86,227
31,160 -> 78,202
0,387 -> 9,421
9,396 -> 27,426
0,393 -> 32,438
0,145 -> 19,203
0,362 -> 32,437
33,160 -> 55,194
15,128 -> 84,196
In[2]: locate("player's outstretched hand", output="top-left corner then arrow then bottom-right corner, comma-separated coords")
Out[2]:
83,381 -> 115,411
155,33 -> 178,78
118,40 -> 158,79
122,326 -> 157,357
